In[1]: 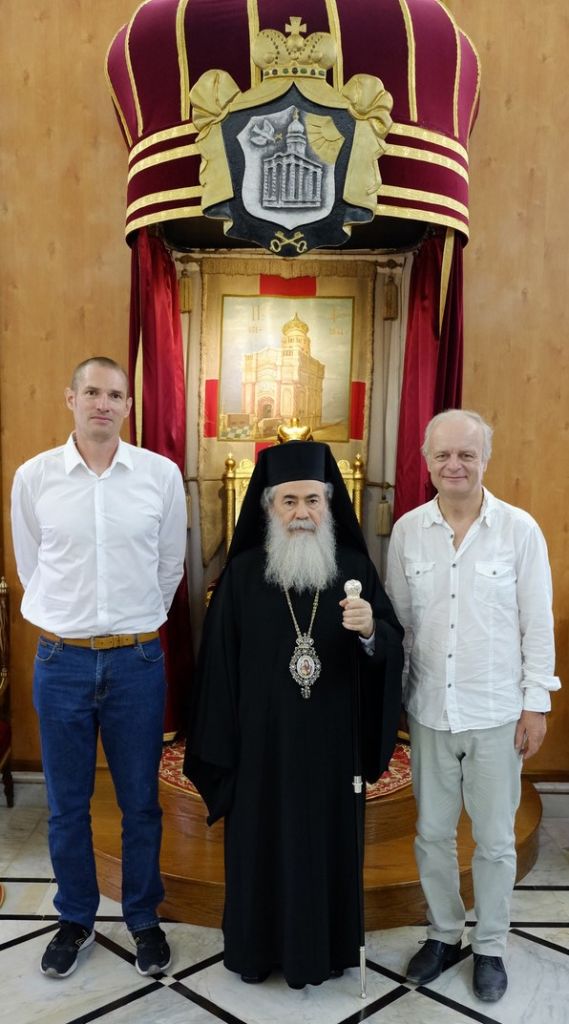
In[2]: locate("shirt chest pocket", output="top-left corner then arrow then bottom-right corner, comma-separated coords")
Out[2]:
405,561 -> 436,606
473,561 -> 517,608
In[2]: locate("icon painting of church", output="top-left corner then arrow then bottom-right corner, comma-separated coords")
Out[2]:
232,311 -> 325,438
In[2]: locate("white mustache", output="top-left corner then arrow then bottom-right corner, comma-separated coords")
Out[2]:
287,520 -> 316,532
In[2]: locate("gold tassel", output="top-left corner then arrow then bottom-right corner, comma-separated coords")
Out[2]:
376,496 -> 393,536
439,227 -> 455,335
383,275 -> 399,320
178,273 -> 192,313
185,485 -> 192,529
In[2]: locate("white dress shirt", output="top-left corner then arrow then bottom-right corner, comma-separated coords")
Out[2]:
11,435 -> 187,636
385,490 -> 560,732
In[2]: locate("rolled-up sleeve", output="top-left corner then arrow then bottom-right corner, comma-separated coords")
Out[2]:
516,523 -> 561,710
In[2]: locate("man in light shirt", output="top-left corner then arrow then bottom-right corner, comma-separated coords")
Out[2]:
386,409 -> 560,1004
11,357 -> 187,980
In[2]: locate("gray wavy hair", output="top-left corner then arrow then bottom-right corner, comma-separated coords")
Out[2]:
421,409 -> 493,463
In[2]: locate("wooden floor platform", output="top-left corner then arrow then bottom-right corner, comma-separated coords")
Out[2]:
92,768 -> 541,930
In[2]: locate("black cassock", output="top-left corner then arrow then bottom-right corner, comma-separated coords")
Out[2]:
184,544 -> 403,987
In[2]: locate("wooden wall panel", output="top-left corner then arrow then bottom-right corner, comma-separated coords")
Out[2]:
0,1 -> 136,767
448,1 -> 569,774
1,1 -> 567,774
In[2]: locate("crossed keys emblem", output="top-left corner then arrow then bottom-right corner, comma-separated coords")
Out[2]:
269,230 -> 308,254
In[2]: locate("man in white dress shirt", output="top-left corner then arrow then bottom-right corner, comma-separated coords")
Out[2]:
11,357 -> 187,979
386,409 -> 560,1003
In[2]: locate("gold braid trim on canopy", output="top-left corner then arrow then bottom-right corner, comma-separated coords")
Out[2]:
198,257 -> 377,279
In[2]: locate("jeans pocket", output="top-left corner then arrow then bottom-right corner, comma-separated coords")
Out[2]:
135,639 -> 165,664
35,638 -> 61,664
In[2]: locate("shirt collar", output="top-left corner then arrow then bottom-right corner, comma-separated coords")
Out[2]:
421,488 -> 496,529
479,488 -> 497,526
63,434 -> 133,475
421,496 -> 444,528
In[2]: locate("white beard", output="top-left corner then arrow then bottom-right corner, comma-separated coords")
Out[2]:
264,506 -> 338,593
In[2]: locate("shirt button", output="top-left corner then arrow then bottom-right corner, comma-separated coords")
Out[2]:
492,570 -> 497,575
451,594 -> 456,598
448,683 -> 452,688
452,563 -> 456,568
447,653 -> 452,658
450,623 -> 455,629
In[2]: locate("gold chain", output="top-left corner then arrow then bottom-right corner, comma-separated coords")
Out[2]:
284,589 -> 320,640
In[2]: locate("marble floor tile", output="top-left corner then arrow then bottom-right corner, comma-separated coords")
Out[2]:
0,930 -> 152,1024
538,794 -> 569,819
519,831 -> 569,886
0,880 -> 55,916
183,958 -> 401,1024
97,919 -> 224,973
540,818 -> 569,853
7,783 -> 49,809
84,984 -> 227,1024
510,888 -> 569,923
0,808 -> 46,845
514,926 -> 569,952
0,808 -> 49,874
364,987 -> 485,1023
2,824 -> 54,879
0,918 -> 58,945
366,924 -> 427,979
31,883 -> 126,920
423,930 -> 569,1024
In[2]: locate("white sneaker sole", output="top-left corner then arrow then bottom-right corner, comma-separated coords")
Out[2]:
135,953 -> 172,977
41,929 -> 95,978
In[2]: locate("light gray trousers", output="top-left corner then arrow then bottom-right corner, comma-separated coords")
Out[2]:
409,717 -> 522,956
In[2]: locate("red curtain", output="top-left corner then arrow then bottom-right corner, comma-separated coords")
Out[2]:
130,229 -> 193,736
393,233 -> 464,521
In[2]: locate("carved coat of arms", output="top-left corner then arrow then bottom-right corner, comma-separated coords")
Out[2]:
190,17 -> 393,256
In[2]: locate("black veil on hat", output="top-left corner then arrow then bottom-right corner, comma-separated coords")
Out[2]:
227,440 -> 368,562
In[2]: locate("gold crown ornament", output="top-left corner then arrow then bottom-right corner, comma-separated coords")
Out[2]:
252,16 -> 336,81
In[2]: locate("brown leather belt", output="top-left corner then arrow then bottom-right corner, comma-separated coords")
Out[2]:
40,630 -> 159,650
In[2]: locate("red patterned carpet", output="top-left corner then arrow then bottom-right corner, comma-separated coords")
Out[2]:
160,739 -> 411,800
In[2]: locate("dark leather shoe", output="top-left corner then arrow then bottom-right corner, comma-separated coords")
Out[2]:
240,969 -> 270,984
473,954 -> 507,1002
406,939 -> 462,984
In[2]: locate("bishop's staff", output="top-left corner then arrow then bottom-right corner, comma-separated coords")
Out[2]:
344,578 -> 367,999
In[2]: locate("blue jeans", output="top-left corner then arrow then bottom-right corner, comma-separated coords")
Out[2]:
33,636 -> 166,932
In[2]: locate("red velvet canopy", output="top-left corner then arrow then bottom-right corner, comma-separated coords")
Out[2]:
106,0 -> 480,249
105,1 -> 480,732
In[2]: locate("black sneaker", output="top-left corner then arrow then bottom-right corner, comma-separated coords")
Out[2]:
41,921 -> 95,978
132,925 -> 171,976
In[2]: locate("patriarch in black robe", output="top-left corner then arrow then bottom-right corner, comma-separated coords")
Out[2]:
184,441 -> 403,989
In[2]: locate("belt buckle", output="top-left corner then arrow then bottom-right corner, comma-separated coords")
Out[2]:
90,635 -> 115,650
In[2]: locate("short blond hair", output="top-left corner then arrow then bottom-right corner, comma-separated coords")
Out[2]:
71,357 -> 129,395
